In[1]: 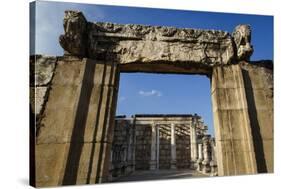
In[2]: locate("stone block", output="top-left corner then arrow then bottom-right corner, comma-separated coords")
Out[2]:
211,65 -> 244,91
33,56 -> 57,86
255,109 -> 273,140
213,109 -> 250,140
30,86 -> 48,115
212,88 -> 248,111
261,139 -> 274,173
35,143 -> 70,187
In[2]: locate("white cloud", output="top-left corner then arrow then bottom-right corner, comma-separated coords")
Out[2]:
138,90 -> 162,97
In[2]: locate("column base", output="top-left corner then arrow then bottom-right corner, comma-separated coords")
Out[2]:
190,160 -> 198,169
170,160 -> 177,169
210,161 -> 218,176
202,161 -> 211,174
149,160 -> 157,170
196,159 -> 203,171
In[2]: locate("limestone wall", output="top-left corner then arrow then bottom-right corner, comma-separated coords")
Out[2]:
158,126 -> 171,169
175,127 -> 191,169
110,119 -> 195,171
135,124 -> 152,170
110,119 -> 134,179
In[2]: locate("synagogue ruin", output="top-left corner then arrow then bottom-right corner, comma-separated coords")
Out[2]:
30,10 -> 273,187
110,114 -> 217,180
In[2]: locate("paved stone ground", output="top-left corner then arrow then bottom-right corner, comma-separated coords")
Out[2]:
113,169 -> 208,183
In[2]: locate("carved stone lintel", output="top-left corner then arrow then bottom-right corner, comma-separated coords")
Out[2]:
58,10 -> 253,67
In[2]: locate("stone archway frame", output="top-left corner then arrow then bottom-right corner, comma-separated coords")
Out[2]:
33,10 -> 273,187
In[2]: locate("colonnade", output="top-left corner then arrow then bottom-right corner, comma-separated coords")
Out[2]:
190,117 -> 217,175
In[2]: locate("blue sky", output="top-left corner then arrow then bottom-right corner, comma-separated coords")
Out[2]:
32,1 -> 273,136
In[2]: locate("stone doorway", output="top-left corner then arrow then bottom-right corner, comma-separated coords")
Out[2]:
31,10 -> 273,187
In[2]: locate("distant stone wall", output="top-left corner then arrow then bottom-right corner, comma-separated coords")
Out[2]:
158,126 -> 171,169
110,116 -> 206,175
176,129 -> 191,169
110,119 -> 134,179
135,124 -> 152,170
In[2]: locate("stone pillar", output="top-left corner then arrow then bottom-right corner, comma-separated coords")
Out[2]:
35,58 -> 120,186
211,65 -> 257,176
156,125 -> 160,169
170,123 -> 177,169
196,143 -> 203,171
190,117 -> 198,169
150,123 -> 157,170
210,138 -> 218,176
202,136 -> 211,174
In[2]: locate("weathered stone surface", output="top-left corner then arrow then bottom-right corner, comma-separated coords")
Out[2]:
34,57 -> 119,187
30,86 -> 48,115
59,10 -> 88,56
59,11 -> 239,67
31,9 -> 273,187
112,115 -> 206,175
241,60 -> 273,173
30,55 -> 57,118
30,55 -> 57,86
232,25 -> 253,61
88,22 -> 235,66
211,64 -> 257,176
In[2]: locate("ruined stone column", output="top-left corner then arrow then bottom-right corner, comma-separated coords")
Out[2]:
150,123 -> 157,170
210,138 -> 218,176
34,57 -> 120,186
156,125 -> 160,169
211,65 -> 257,176
190,118 -> 198,169
202,136 -> 211,174
170,123 -> 177,169
196,143 -> 203,171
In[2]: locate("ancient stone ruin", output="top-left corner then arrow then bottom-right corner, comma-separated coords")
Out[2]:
110,114 -> 217,180
30,10 -> 273,187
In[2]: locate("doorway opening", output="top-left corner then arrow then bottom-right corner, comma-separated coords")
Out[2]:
110,73 -> 216,182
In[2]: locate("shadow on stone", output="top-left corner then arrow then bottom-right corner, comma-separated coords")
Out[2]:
62,60 -> 96,185
242,69 -> 267,173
